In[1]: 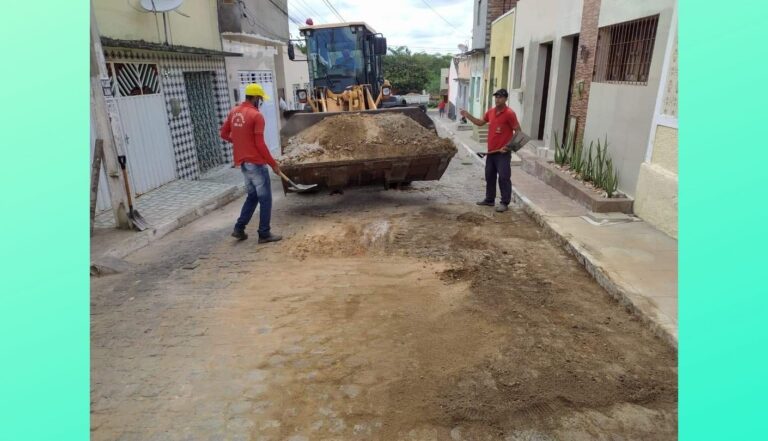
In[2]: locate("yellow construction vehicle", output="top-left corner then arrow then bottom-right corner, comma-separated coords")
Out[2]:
281,21 -> 453,192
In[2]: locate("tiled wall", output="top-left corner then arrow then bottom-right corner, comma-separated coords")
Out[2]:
104,47 -> 233,180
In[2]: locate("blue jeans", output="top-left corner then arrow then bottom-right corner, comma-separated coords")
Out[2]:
235,162 -> 272,238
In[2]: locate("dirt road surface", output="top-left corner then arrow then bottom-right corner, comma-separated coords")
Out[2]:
91,121 -> 677,440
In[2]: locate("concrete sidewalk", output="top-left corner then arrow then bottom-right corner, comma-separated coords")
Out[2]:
91,164 -> 247,270
434,115 -> 678,347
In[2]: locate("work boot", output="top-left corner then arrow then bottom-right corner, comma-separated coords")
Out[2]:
476,200 -> 494,207
258,233 -> 283,244
495,204 -> 509,212
231,229 -> 248,241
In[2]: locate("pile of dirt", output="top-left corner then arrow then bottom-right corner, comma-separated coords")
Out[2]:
280,113 -> 457,165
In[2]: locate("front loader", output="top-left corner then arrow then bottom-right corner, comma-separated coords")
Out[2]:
280,21 -> 455,193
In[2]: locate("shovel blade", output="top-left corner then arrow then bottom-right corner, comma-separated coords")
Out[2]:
129,210 -> 150,231
289,183 -> 318,193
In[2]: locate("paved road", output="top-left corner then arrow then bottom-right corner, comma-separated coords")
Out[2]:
91,119 -> 677,440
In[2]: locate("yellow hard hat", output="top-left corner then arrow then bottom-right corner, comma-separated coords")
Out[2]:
245,83 -> 270,100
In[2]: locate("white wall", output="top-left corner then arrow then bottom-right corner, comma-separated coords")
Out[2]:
508,0 -> 582,145
282,47 -> 310,109
583,0 -> 676,196
469,53 -> 486,116
472,0 -> 489,50
448,61 -> 459,105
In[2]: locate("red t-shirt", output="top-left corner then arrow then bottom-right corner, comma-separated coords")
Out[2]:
219,101 -> 277,167
483,105 -> 520,152
438,101 -> 446,109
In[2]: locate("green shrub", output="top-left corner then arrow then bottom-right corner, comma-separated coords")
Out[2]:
553,131 -> 620,198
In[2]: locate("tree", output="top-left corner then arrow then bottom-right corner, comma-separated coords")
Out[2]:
383,53 -> 430,94
382,47 -> 452,95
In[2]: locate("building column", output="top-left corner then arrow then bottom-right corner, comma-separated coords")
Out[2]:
568,0 -> 602,145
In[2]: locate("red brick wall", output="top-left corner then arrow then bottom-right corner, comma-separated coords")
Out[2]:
485,0 -> 517,48
569,0 -> 601,144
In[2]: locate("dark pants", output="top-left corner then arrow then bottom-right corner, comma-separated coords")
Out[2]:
484,151 -> 512,205
235,162 -> 272,238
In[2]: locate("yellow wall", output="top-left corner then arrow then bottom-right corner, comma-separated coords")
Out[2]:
634,126 -> 678,239
484,10 -> 515,107
651,126 -> 678,174
93,0 -> 221,51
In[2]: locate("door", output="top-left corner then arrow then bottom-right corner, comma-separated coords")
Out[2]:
238,70 -> 280,156
184,71 -> 224,173
116,95 -> 178,195
108,62 -> 177,196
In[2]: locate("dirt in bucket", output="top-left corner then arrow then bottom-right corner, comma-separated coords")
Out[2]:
280,113 -> 457,166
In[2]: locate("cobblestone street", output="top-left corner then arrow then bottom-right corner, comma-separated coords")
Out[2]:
91,124 -> 677,440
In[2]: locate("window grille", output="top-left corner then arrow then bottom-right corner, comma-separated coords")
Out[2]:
593,15 -> 659,86
108,63 -> 160,96
239,71 -> 273,85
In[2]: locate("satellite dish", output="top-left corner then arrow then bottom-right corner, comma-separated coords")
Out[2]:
139,0 -> 184,13
458,44 -> 468,52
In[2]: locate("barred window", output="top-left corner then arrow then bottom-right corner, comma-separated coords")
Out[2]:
107,63 -> 160,96
593,15 -> 659,85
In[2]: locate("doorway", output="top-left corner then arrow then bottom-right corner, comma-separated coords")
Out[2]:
183,71 -> 224,173
563,35 -> 579,142
535,43 -> 553,140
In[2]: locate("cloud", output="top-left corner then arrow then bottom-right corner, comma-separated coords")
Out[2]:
288,0 -> 474,53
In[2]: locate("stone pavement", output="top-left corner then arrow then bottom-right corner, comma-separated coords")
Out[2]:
94,165 -> 245,229
433,113 -> 678,347
91,164 -> 247,266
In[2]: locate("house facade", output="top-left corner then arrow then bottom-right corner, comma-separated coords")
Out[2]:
93,0 -> 236,210
217,0 -> 290,156
484,8 -> 516,110
507,0 -> 678,235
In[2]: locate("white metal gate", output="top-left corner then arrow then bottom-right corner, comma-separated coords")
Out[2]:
116,95 -> 177,195
238,70 -> 280,156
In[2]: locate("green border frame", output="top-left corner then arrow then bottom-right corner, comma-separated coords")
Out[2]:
679,1 -> 768,440
1,1 -> 89,440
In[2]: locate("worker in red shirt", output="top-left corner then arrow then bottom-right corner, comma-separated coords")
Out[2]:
460,88 -> 521,212
220,83 -> 282,243
437,99 -> 446,118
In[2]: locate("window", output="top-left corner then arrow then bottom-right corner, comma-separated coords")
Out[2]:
107,63 -> 160,97
593,15 -> 659,85
476,0 -> 482,26
512,48 -> 524,89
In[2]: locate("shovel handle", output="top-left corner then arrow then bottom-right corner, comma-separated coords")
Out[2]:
278,170 -> 298,187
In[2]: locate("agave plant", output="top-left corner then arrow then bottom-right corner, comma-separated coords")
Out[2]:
584,142 -> 594,182
553,131 -> 565,165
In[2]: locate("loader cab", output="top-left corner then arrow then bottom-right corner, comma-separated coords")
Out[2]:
299,22 -> 387,97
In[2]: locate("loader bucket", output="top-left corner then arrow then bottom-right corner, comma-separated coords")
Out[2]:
278,107 -> 455,193
280,107 -> 436,153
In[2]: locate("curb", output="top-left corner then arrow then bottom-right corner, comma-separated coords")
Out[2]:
509,183 -> 678,348
96,184 -> 246,263
437,117 -> 678,348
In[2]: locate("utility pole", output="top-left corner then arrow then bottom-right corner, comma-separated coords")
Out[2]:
90,1 -> 130,229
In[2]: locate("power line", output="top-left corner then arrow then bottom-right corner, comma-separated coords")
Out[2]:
294,0 -> 325,21
289,1 -> 313,22
321,0 -> 345,22
419,0 -> 459,30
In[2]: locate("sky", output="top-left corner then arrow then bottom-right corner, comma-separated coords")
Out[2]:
286,0 -> 474,54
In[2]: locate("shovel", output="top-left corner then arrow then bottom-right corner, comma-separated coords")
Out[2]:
278,170 -> 318,193
117,155 -> 149,231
